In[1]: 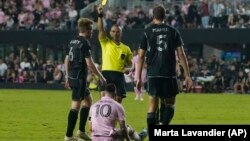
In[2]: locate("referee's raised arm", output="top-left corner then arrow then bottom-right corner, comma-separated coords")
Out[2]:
97,4 -> 106,40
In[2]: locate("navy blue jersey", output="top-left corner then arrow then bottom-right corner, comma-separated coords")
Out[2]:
139,24 -> 184,77
66,36 -> 91,79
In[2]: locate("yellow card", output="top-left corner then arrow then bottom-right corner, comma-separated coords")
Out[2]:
102,0 -> 108,6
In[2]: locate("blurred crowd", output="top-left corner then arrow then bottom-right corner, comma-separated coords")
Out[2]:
0,0 -> 250,30
0,48 -> 65,84
183,54 -> 250,94
1,48 -> 250,94
0,0 -> 96,30
104,0 -> 250,29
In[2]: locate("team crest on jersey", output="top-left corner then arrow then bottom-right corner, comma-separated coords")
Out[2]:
121,54 -> 125,60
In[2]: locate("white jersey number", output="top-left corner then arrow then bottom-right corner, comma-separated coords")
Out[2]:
156,35 -> 168,51
68,47 -> 74,61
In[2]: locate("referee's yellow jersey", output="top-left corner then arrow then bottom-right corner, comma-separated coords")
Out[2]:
99,36 -> 133,73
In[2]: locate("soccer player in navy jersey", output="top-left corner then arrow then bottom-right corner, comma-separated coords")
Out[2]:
136,5 -> 192,141
64,18 -> 106,141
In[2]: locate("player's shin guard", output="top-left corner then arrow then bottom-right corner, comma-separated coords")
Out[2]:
66,109 -> 79,137
79,106 -> 90,132
147,112 -> 157,141
162,105 -> 175,125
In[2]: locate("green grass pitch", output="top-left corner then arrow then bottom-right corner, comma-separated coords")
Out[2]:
0,89 -> 250,141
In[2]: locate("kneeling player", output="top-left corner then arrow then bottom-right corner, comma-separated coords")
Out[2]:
89,84 -> 147,141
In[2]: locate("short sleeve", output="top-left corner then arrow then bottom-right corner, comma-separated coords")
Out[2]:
65,43 -> 70,56
116,104 -> 125,122
99,36 -> 109,49
82,40 -> 91,58
89,106 -> 93,120
126,47 -> 133,63
174,29 -> 184,48
139,32 -> 148,51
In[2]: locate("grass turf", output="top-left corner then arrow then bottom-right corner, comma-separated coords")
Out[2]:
0,89 -> 250,141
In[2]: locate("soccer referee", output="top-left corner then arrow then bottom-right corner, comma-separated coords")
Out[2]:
97,5 -> 133,103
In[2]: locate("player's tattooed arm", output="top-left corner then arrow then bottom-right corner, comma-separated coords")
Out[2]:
119,121 -> 131,141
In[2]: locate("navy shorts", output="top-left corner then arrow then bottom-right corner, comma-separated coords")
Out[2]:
68,78 -> 90,101
100,71 -> 126,98
147,77 -> 179,98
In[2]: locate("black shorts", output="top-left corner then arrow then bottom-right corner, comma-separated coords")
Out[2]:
68,78 -> 90,101
147,77 -> 178,98
100,71 -> 126,98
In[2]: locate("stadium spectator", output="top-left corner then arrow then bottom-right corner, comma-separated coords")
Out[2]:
53,66 -> 63,83
172,5 -> 185,28
63,17 -> 106,141
20,57 -> 31,70
0,59 -> 7,82
233,71 -> 245,94
97,4 -> 133,103
0,8 -> 5,30
6,68 -> 15,83
211,0 -> 225,28
245,72 -> 250,93
89,83 -> 147,141
199,0 -> 210,28
16,70 -> 25,83
186,0 -> 198,29
5,15 -> 15,30
136,5 -> 192,140
44,60 -> 55,83
212,71 -> 224,93
68,5 -> 78,30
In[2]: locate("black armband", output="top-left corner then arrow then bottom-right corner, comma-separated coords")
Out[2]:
98,13 -> 104,18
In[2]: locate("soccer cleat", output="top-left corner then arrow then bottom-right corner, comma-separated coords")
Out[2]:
134,96 -> 139,101
76,130 -> 92,140
64,136 -> 79,141
138,128 -> 148,141
140,97 -> 144,101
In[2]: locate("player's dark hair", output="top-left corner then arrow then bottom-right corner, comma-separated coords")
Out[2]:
105,83 -> 116,96
77,18 -> 94,33
153,5 -> 166,21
